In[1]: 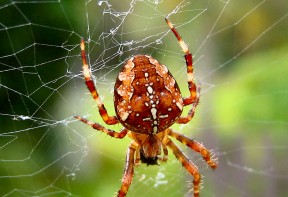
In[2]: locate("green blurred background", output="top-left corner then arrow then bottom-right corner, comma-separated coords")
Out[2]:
0,0 -> 288,196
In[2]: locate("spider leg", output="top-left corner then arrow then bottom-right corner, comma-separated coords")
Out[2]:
74,115 -> 128,138
134,146 -> 141,165
165,18 -> 200,124
176,88 -> 199,124
118,141 -> 138,197
165,18 -> 198,106
158,143 -> 168,162
163,137 -> 201,197
168,129 -> 217,169
80,38 -> 118,125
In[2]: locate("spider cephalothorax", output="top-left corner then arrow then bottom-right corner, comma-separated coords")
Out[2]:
75,17 -> 217,197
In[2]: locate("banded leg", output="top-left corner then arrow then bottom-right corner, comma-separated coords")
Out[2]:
134,147 -> 141,165
165,18 -> 200,124
160,143 -> 169,162
74,115 -> 128,138
176,87 -> 199,124
165,18 -> 198,106
118,141 -> 138,197
168,129 -> 217,169
80,38 -> 118,125
164,137 -> 201,197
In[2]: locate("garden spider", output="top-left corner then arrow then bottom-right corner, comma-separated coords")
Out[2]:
74,17 -> 217,197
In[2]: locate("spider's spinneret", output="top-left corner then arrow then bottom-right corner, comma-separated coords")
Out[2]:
114,55 -> 183,135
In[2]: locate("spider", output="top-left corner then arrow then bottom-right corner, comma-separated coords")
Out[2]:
74,17 -> 217,197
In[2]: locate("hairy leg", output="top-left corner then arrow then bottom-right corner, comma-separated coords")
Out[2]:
168,129 -> 217,169
164,137 -> 201,197
118,141 -> 138,197
74,115 -> 128,138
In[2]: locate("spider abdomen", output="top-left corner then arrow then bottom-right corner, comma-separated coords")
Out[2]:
114,55 -> 183,134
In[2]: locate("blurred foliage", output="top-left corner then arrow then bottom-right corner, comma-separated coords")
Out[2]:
214,46 -> 288,134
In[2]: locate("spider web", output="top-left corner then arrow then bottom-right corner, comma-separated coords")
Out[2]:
1,0 -> 288,196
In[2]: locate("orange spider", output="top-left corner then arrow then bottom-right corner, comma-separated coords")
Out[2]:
74,17 -> 217,197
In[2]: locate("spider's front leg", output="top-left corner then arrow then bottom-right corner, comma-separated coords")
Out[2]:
118,141 -> 138,197
165,18 -> 200,124
80,38 -> 118,125
165,18 -> 198,106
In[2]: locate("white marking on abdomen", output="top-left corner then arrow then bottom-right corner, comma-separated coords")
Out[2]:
151,108 -> 157,120
176,102 -> 183,111
153,126 -> 158,134
159,114 -> 169,119
147,86 -> 153,94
